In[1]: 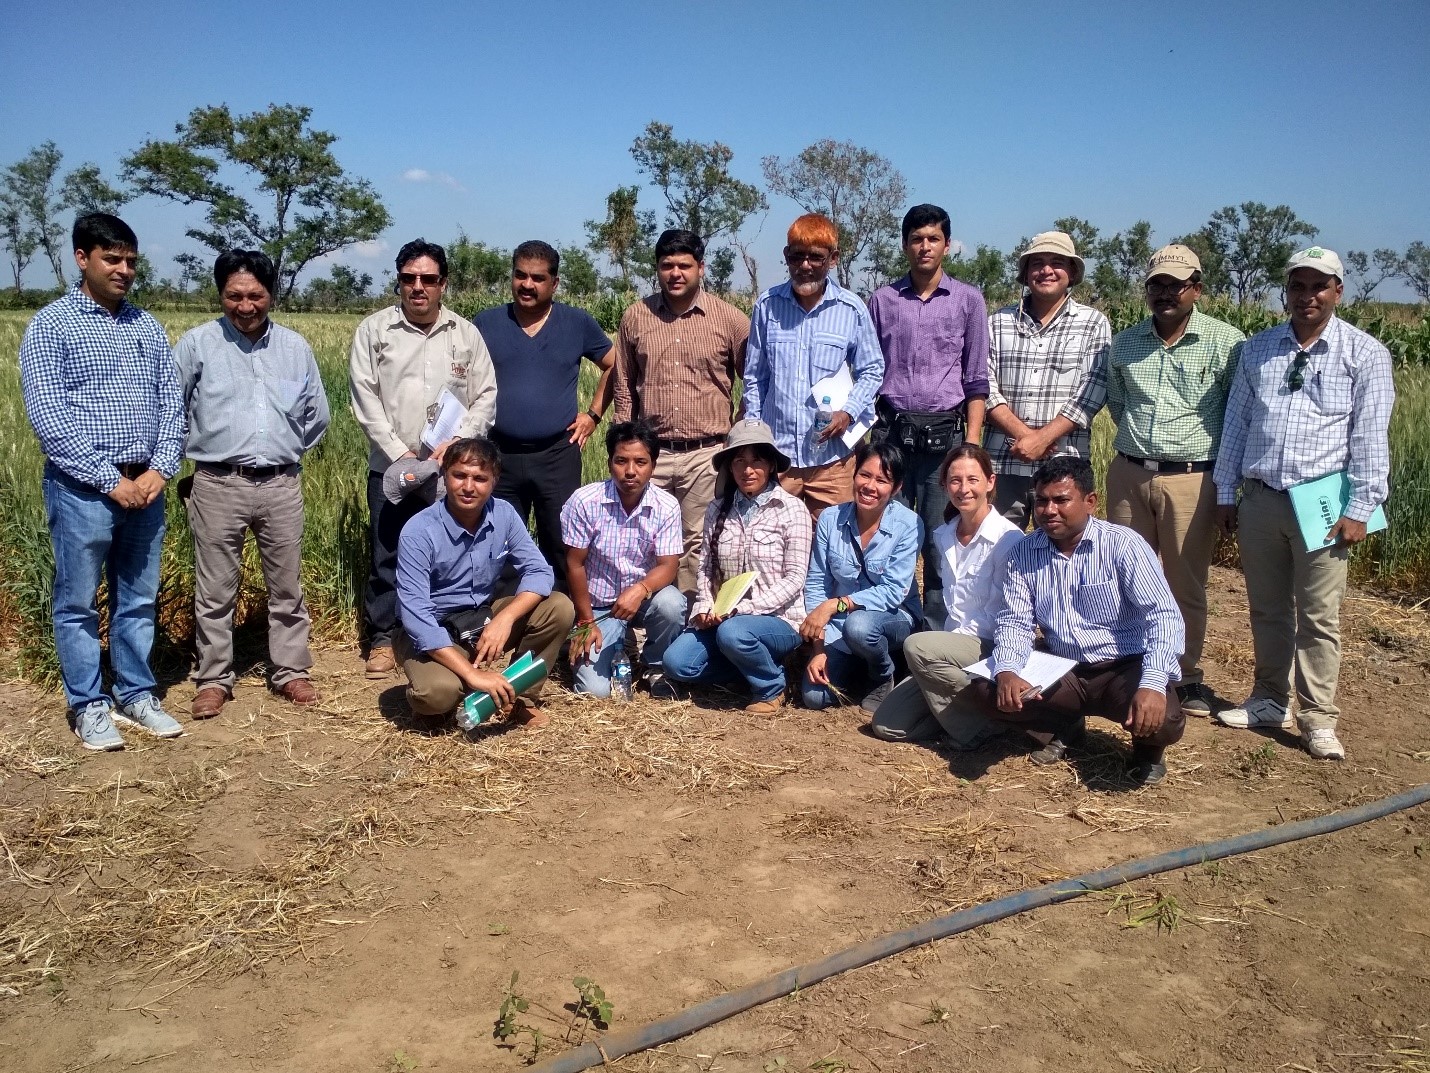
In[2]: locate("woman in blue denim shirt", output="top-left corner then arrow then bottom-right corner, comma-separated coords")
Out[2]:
800,441 -> 924,711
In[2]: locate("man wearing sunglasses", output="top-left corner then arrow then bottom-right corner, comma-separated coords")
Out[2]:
743,213 -> 884,516
1105,245 -> 1245,717
350,239 -> 498,678
1212,247 -> 1395,761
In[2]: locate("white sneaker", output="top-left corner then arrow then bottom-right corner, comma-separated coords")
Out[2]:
1303,728 -> 1346,761
1215,695 -> 1293,729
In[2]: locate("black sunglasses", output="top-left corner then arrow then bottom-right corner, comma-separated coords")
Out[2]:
1287,350 -> 1310,391
397,272 -> 443,286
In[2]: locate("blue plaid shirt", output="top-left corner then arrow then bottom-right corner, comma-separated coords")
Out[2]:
743,278 -> 884,468
21,286 -> 185,492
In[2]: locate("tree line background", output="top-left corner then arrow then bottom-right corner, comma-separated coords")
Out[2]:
4,104 -> 1430,322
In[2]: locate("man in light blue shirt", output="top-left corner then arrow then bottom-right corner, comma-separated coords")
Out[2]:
396,436 -> 574,726
957,456 -> 1187,786
743,213 -> 884,516
176,249 -> 330,719
1212,247 -> 1395,762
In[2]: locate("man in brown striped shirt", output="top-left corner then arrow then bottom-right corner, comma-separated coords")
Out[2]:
611,229 -> 750,594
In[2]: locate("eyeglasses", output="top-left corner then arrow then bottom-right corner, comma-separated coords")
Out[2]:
786,251 -> 830,268
397,272 -> 443,286
1287,350 -> 1311,391
1145,279 -> 1194,297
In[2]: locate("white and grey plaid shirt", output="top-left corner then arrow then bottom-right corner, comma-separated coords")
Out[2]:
986,297 -> 1111,477
1213,316 -> 1394,521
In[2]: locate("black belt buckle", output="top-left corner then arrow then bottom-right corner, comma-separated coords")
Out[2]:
116,461 -> 149,480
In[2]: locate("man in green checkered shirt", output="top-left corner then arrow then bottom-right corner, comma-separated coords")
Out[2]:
1105,244 -> 1245,716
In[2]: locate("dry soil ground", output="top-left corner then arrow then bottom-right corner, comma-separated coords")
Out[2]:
1,565 -> 1428,1073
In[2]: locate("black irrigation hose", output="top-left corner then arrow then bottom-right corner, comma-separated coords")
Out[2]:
529,781 -> 1430,1072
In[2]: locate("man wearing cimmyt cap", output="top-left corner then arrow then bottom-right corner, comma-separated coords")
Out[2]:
1105,244 -> 1245,716
985,231 -> 1111,527
1212,247 -> 1395,760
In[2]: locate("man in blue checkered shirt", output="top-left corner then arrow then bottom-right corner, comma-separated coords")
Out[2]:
20,213 -> 187,751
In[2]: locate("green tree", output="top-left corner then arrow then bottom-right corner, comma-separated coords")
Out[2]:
630,121 -> 765,244
1170,229 -> 1228,297
761,139 -> 907,290
1343,248 -> 1403,302
303,263 -> 373,307
1199,202 -> 1317,305
1052,216 -> 1102,264
945,244 -> 1010,294
585,185 -> 655,290
1094,220 -> 1155,299
705,248 -> 736,294
446,232 -> 509,293
173,251 -> 211,295
60,163 -> 129,216
558,245 -> 600,297
122,103 -> 391,302
0,199 -> 37,293
1397,241 -> 1430,302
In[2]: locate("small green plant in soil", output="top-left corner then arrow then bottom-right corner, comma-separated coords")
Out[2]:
494,972 -> 547,1063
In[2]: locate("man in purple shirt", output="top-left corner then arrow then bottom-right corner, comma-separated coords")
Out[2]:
869,204 -> 990,623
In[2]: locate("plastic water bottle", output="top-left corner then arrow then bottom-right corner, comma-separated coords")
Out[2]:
809,394 -> 834,453
611,653 -> 634,703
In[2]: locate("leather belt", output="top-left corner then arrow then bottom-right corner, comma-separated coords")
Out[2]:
116,462 -> 150,479
1119,452 -> 1212,474
656,434 -> 725,452
200,461 -> 296,480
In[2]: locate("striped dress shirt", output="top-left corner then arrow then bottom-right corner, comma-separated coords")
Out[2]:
1212,316 -> 1394,521
560,479 -> 683,605
612,291 -> 749,439
993,518 -> 1185,692
986,297 -> 1111,477
20,285 -> 185,491
743,279 -> 884,468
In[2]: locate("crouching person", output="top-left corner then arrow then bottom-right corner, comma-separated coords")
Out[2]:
395,436 -> 574,727
562,420 -> 687,698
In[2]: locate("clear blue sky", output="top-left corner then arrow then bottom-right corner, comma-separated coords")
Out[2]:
4,0 -> 1428,296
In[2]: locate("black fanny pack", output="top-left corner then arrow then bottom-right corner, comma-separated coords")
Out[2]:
878,402 -> 964,455
442,605 -> 494,655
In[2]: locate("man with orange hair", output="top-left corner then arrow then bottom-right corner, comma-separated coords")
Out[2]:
743,214 -> 884,515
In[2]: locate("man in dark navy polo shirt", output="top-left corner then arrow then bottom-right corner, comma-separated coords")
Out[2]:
474,240 -> 614,583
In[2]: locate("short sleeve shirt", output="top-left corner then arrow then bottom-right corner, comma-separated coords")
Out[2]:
474,303 -> 612,439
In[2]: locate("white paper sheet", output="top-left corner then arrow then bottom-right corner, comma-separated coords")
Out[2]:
962,650 -> 1078,692
421,388 -> 468,451
810,366 -> 874,449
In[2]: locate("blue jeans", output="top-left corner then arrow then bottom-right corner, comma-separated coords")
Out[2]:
663,615 -> 802,703
42,466 -> 166,710
802,608 -> 912,710
571,585 -> 688,698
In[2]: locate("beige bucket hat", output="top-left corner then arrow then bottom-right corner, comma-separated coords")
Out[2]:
711,419 -> 791,474
1017,231 -> 1085,286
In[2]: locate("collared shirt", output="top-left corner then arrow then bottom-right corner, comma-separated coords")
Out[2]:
612,290 -> 749,439
1107,308 -> 1245,462
349,304 -> 498,472
932,509 -> 1023,637
176,316 -> 331,466
396,496 -> 555,653
869,272 -> 990,412
1213,316 -> 1394,521
805,500 -> 924,646
20,285 -> 185,492
732,483 -> 775,524
743,278 -> 885,468
692,481 -> 812,630
993,518 -> 1185,692
986,297 -> 1111,477
560,478 -> 683,606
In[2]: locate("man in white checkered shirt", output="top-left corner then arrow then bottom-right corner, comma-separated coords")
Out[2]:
985,231 -> 1111,528
1212,247 -> 1395,762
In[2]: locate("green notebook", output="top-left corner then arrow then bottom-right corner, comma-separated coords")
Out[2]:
1286,471 -> 1387,552
457,652 -> 547,730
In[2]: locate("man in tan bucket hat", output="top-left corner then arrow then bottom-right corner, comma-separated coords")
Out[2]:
1105,244 -> 1246,716
985,231 -> 1111,527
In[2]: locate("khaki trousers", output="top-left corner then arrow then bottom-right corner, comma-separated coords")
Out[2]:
779,453 -> 856,519
652,443 -> 720,597
1105,455 -> 1218,685
869,633 -> 998,749
186,466 -> 312,693
395,592 -> 575,716
1236,479 -> 1349,730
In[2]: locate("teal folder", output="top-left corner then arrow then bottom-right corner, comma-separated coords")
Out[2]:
1285,471 -> 1387,552
457,652 -> 546,730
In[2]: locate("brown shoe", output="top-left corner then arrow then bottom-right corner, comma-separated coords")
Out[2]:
365,646 -> 396,678
510,698 -> 550,730
745,696 -> 785,716
278,678 -> 320,706
191,686 -> 228,719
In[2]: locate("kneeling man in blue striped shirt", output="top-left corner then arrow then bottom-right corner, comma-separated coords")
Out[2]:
956,456 -> 1187,786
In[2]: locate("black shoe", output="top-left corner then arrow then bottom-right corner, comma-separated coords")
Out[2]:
859,678 -> 895,713
1028,721 -> 1086,765
1176,681 -> 1212,716
1126,759 -> 1168,786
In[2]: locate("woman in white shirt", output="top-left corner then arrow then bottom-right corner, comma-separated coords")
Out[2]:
870,444 -> 1023,747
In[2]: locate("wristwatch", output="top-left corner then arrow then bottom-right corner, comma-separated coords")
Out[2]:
586,408 -> 602,424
